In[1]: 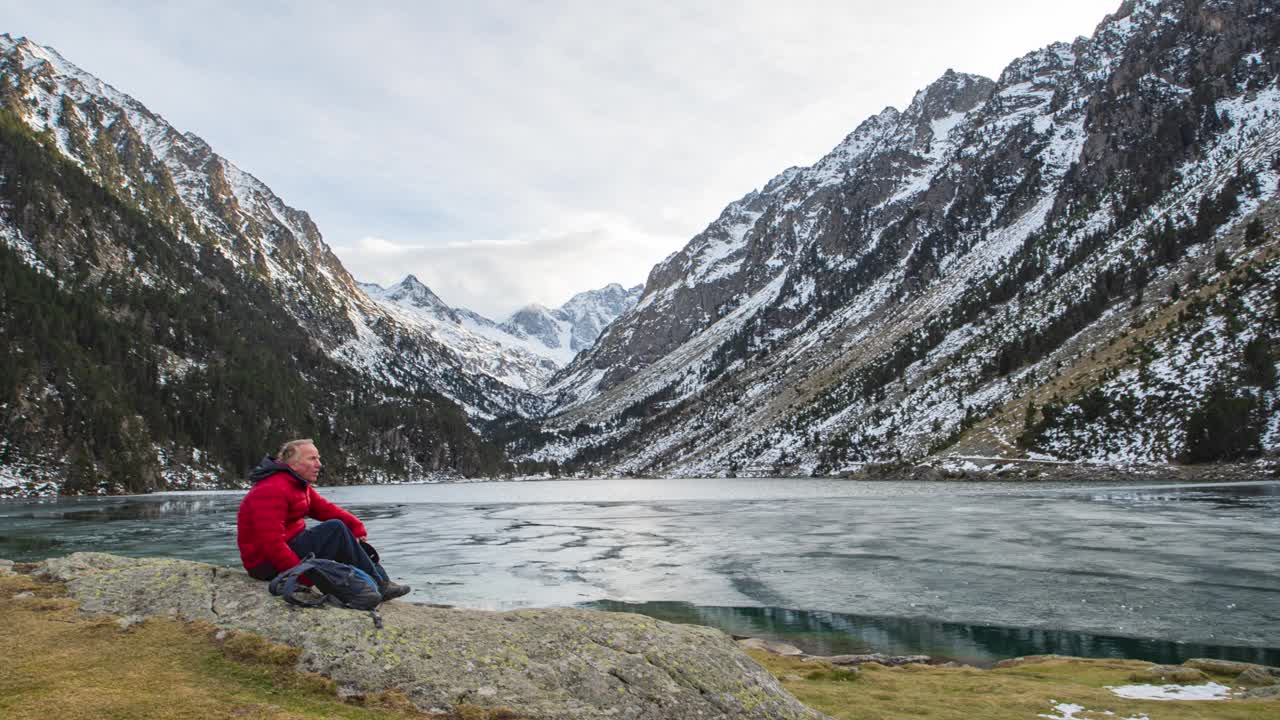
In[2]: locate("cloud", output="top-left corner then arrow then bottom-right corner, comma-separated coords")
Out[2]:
335,212 -> 678,319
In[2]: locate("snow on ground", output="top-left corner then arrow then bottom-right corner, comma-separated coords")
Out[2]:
0,218 -> 53,277
1106,682 -> 1231,701
690,209 -> 761,283
1039,701 -> 1149,720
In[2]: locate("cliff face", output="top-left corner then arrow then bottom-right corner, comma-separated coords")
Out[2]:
36,553 -> 825,720
525,0 -> 1280,475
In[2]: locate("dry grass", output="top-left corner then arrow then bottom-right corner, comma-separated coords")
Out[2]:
0,573 -> 521,720
748,651 -> 1278,720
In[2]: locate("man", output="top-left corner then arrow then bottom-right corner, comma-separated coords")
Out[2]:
236,438 -> 411,601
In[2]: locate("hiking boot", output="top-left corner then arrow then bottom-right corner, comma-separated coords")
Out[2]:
379,580 -> 411,601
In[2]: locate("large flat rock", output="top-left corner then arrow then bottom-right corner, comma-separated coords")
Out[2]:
38,553 -> 826,719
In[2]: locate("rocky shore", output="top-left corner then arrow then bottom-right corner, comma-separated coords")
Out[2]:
6,555 -> 1279,719
846,458 -> 1280,484
21,553 -> 825,720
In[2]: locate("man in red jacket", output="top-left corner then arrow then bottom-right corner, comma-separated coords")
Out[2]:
236,438 -> 410,601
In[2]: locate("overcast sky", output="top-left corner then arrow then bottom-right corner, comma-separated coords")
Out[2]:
5,1 -> 1119,318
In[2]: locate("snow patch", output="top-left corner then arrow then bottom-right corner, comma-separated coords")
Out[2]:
1106,682 -> 1231,701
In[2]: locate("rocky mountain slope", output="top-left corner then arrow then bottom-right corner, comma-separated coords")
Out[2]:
523,0 -> 1280,476
0,34 -> 572,493
0,33 -> 545,425
4,0 -> 1279,490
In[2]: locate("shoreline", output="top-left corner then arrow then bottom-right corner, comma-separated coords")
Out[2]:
5,557 -> 1278,719
3,459 -> 1278,500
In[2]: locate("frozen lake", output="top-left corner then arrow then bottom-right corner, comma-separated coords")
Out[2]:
2,477 -> 1277,665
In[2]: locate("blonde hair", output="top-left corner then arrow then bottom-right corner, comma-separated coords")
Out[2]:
278,438 -> 315,463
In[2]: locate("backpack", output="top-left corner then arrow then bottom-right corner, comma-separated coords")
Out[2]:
269,554 -> 383,612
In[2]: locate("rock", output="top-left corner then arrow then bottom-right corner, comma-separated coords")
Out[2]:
1184,658 -> 1280,678
1241,684 -> 1280,699
1129,665 -> 1207,683
0,559 -> 14,576
737,638 -> 807,656
1238,667 -> 1279,686
992,654 -> 1074,669
13,590 -> 34,599
116,615 -> 145,631
38,553 -> 826,720
810,654 -> 931,667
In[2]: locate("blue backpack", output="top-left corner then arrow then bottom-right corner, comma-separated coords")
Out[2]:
269,554 -> 384,612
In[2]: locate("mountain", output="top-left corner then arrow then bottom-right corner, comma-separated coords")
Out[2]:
4,0 -> 1279,492
499,283 -> 645,362
358,277 -> 639,389
362,274 -> 459,323
0,34 -> 555,494
0,33 -> 547,427
522,0 -> 1280,476
359,275 -> 555,390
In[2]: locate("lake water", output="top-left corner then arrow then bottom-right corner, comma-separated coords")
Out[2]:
2,477 -> 1277,666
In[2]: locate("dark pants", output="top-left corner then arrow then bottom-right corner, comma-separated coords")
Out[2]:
287,519 -> 389,586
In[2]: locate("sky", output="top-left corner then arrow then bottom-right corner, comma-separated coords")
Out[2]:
4,1 -> 1121,319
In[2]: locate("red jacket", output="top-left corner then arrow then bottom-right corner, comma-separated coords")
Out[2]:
236,457 -> 366,578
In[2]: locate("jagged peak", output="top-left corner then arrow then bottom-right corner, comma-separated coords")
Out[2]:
762,166 -> 805,195
905,69 -> 996,124
560,283 -> 642,314
833,105 -> 902,148
997,41 -> 1079,87
378,274 -> 456,318
511,303 -> 553,318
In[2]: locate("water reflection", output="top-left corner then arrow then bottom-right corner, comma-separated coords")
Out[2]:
49,499 -> 232,521
586,600 -> 1280,667
1086,482 -> 1280,509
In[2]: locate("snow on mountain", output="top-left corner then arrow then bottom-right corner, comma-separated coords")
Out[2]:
358,277 -> 641,389
500,283 -> 644,361
0,33 -> 545,420
522,0 -> 1280,475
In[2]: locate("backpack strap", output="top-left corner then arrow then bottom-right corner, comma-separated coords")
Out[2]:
268,555 -> 329,608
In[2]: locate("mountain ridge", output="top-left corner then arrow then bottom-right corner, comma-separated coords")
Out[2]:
3,0 -> 1280,493
519,0 -> 1280,476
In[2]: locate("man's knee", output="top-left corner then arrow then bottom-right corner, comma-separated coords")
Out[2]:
314,519 -> 354,539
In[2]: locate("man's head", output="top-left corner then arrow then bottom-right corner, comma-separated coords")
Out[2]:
279,438 -> 322,484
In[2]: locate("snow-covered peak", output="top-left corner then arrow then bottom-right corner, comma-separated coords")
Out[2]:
371,274 -> 459,322
500,282 -> 642,355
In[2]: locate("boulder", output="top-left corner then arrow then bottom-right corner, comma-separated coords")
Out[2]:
736,638 -> 806,656
1129,665 -> 1208,683
807,653 -> 931,667
37,553 -> 826,720
1238,667 -> 1279,687
1241,684 -> 1280,699
0,559 -> 14,576
1184,658 -> 1280,678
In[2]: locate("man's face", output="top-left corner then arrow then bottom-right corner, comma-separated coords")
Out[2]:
287,444 -> 322,484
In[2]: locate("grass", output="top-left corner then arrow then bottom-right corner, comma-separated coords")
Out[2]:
4,567 -> 1273,720
746,650 -> 1278,720
0,572 -> 520,720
